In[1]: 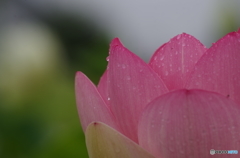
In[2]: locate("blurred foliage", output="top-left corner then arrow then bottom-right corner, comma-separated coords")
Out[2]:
216,2 -> 240,40
0,1 -> 109,158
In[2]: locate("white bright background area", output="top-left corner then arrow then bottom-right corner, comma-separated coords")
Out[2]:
18,0 -> 240,59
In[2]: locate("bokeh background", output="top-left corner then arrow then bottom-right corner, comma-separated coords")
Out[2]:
0,0 -> 239,157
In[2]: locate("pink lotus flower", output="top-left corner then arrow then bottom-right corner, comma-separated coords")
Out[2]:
75,29 -> 240,158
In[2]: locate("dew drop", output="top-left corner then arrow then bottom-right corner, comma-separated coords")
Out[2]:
177,34 -> 181,39
160,56 -> 165,60
122,64 -> 126,69
165,71 -> 169,76
126,76 -> 131,80
106,56 -> 110,61
107,97 -> 111,101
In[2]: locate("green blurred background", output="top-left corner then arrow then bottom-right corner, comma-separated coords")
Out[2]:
0,0 -> 239,158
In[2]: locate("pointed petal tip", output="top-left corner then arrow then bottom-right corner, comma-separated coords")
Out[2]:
149,32 -> 206,90
75,70 -> 118,133
110,37 -> 123,47
109,38 -> 126,56
107,36 -> 168,142
75,70 -> 82,77
75,71 -> 85,85
186,30 -> 240,104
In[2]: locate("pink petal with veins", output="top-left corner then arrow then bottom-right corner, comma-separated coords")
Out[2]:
107,38 -> 168,143
187,31 -> 240,105
75,71 -> 118,132
97,70 -> 110,107
138,89 -> 240,158
149,33 -> 207,91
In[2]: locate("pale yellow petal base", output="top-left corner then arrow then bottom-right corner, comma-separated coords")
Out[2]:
86,122 -> 155,158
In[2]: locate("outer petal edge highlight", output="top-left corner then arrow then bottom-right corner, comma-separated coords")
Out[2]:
75,71 -> 118,132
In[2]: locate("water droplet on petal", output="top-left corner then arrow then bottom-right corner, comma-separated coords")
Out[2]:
126,76 -> 131,80
177,34 -> 181,39
106,56 -> 110,61
160,56 -> 165,60
165,71 -> 169,76
107,97 -> 111,101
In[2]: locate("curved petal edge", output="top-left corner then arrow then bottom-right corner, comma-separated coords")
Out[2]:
186,31 -> 240,105
107,38 -> 168,142
75,71 -> 118,132
149,33 -> 207,90
138,89 -> 240,158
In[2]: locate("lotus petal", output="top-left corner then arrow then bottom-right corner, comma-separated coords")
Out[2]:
138,89 -> 240,158
149,33 -> 207,90
86,122 -> 155,158
186,31 -> 240,105
107,38 -> 168,142
97,70 -> 110,107
75,71 -> 118,132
